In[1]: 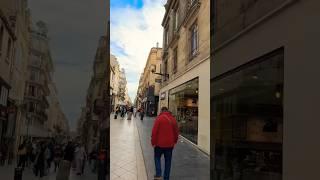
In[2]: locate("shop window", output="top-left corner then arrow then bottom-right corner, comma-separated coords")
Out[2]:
211,48 -> 284,180
169,78 -> 199,144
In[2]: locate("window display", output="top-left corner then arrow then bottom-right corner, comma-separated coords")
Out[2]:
211,49 -> 284,180
169,78 -> 199,144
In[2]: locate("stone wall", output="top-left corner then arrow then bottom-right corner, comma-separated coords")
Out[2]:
214,0 -> 289,47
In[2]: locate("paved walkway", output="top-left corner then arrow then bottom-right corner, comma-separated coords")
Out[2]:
110,113 -> 147,180
135,115 -> 210,180
0,161 -> 97,180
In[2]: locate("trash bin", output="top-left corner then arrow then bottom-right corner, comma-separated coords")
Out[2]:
14,167 -> 23,180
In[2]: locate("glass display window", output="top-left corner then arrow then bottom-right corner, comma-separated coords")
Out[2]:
169,78 -> 199,144
211,48 -> 284,180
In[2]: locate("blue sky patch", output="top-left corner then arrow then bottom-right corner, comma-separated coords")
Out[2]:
111,0 -> 144,9
111,41 -> 129,57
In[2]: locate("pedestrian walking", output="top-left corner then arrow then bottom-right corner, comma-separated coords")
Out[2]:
114,106 -> 119,119
140,107 -> 145,120
17,141 -> 27,169
56,141 -> 74,180
0,141 -> 7,166
151,107 -> 179,180
26,141 -> 33,167
33,142 -> 46,178
44,144 -> 52,174
127,106 -> 133,120
133,106 -> 137,117
89,142 -> 98,173
74,144 -> 86,175
53,144 -> 63,172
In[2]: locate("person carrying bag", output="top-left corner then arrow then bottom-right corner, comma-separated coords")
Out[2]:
151,107 -> 179,180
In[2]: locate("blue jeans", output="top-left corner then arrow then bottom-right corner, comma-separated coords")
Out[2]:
154,147 -> 173,180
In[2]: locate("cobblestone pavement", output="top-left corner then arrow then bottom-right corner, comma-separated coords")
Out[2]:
110,113 -> 147,180
0,161 -> 97,180
135,115 -> 210,180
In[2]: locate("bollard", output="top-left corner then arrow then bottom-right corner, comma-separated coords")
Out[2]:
14,167 -> 23,180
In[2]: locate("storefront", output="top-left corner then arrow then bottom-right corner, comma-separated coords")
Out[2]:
169,78 -> 199,144
211,49 -> 283,180
159,58 -> 210,154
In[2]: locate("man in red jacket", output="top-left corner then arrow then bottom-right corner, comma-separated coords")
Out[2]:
151,107 -> 179,180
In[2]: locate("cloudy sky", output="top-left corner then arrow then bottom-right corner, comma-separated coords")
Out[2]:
29,0 -> 107,130
110,0 -> 165,101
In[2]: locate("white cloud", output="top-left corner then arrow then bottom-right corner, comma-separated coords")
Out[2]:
111,0 -> 165,102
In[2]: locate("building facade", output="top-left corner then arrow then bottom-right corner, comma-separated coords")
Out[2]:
21,21 -> 53,141
158,0 -> 210,154
0,1 -> 18,157
47,82 -> 69,138
110,54 -> 120,111
211,0 -> 320,179
136,47 -> 162,116
81,36 -> 109,152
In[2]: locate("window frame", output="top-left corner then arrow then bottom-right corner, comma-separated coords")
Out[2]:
0,25 -> 4,56
190,21 -> 199,60
6,38 -> 12,60
173,47 -> 178,73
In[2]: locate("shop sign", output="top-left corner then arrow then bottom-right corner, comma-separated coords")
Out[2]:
160,92 -> 166,100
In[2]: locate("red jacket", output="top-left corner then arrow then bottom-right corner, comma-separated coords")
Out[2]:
151,112 -> 179,148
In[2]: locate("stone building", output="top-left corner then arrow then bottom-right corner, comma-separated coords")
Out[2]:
47,82 -> 69,138
82,36 -> 109,152
211,0 -> 320,179
21,21 -> 53,140
110,54 -> 120,111
158,0 -> 210,154
136,47 -> 162,116
118,68 -> 127,104
0,1 -> 18,155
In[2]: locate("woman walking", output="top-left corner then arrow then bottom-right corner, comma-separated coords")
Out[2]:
74,144 -> 86,175
53,144 -> 63,172
17,141 -> 27,169
33,142 -> 46,178
140,107 -> 145,120
127,107 -> 133,120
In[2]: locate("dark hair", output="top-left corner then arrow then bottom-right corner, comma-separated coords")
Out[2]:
161,106 -> 168,112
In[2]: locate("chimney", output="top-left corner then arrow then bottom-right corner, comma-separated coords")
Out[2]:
156,42 -> 159,48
